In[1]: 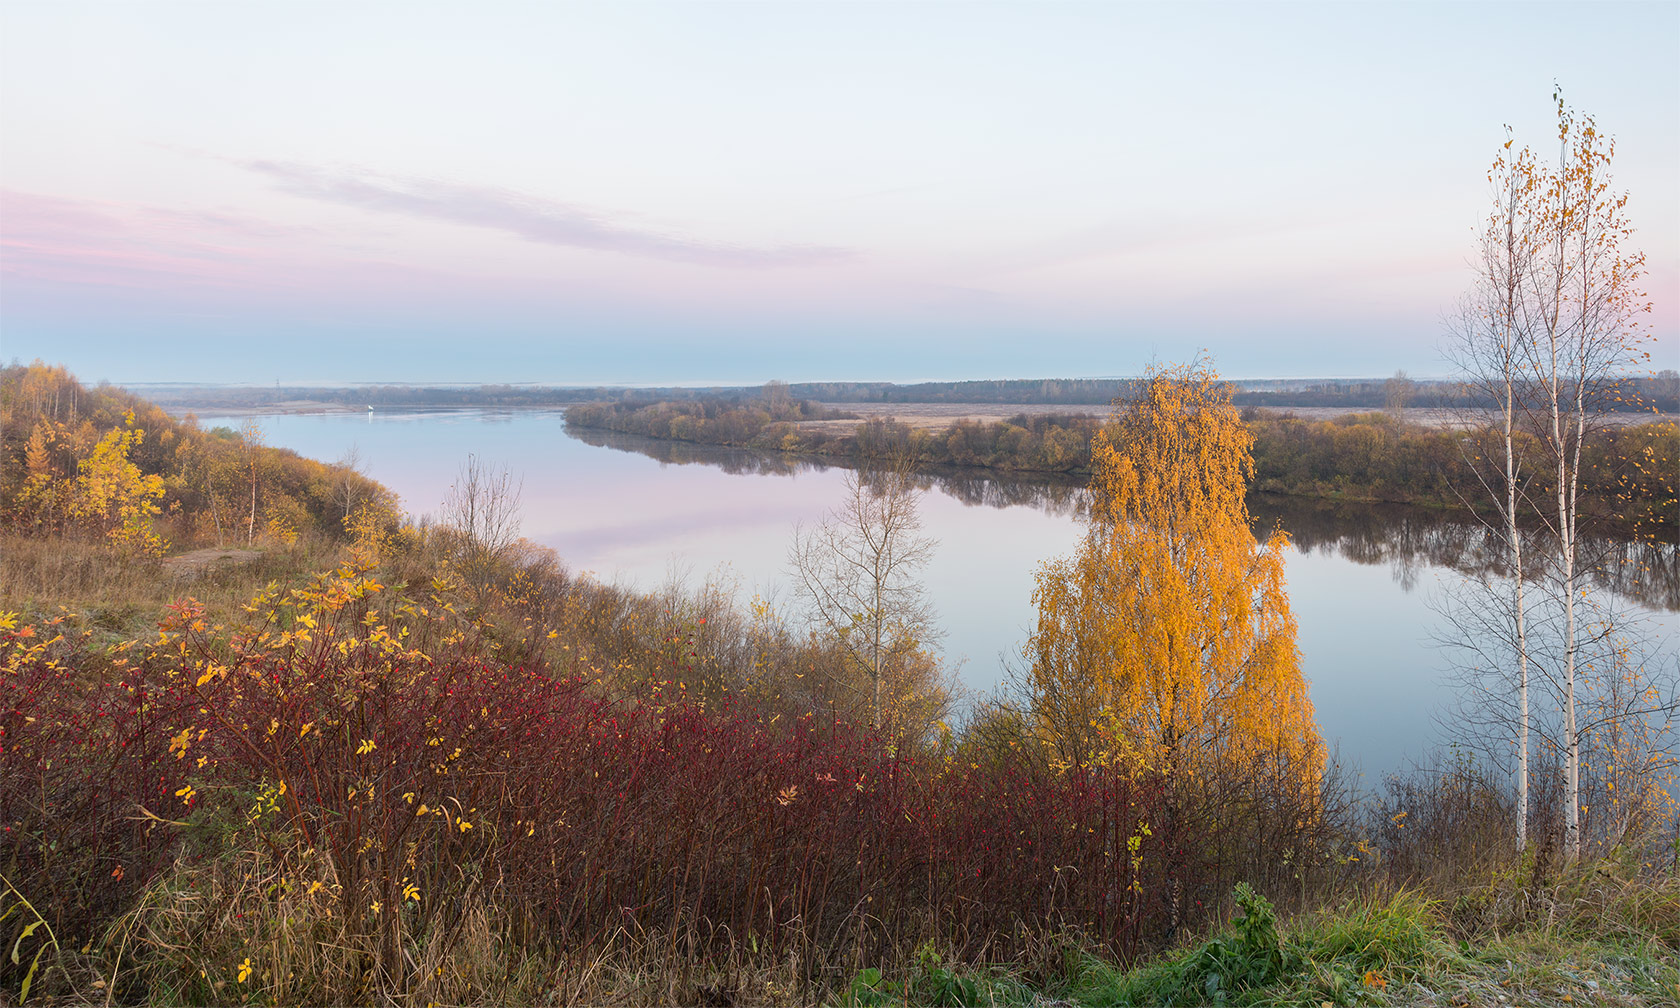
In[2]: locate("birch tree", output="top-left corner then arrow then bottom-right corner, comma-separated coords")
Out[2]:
1028,363 -> 1322,779
789,459 -> 939,733
333,444 -> 369,522
1447,94 -> 1655,860
1525,94 -> 1651,859
1443,133 -> 1543,850
238,419 -> 267,546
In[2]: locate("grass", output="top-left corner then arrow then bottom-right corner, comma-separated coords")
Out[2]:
1043,881 -> 1676,1008
63,878 -> 1671,1006
0,532 -> 328,640
797,867 -> 1680,1007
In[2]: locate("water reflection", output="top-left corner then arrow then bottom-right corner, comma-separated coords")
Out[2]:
568,427 -> 815,478
570,427 -> 1679,613
1252,495 -> 1678,613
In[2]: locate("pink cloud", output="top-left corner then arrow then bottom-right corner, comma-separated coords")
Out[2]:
1,191 -> 258,290
0,190 -> 449,297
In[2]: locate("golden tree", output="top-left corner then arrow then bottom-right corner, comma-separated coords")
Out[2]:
1028,363 -> 1321,778
67,420 -> 167,556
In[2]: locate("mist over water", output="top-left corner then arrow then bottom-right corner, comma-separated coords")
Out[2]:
200,407 -> 1678,786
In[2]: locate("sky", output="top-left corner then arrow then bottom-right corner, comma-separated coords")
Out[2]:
2,1 -> 1676,386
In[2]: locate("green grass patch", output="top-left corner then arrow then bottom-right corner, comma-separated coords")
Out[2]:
1071,886 -> 1456,1007
1062,879 -> 1679,1008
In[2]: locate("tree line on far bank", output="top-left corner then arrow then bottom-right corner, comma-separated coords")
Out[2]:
131,371 -> 1680,413
784,372 -> 1679,410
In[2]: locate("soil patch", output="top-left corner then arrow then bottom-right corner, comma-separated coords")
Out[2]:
805,402 -> 1110,433
163,548 -> 264,578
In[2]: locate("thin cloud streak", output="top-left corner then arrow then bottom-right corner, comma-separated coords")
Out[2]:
242,160 -> 855,269
0,190 -> 486,302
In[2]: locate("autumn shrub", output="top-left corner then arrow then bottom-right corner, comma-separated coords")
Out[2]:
1373,755 -> 1564,891
1,563 -> 1267,1003
0,611 -> 190,1000
3,544 -> 1364,1004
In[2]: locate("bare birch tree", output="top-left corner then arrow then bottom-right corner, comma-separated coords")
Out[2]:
1520,94 -> 1651,859
333,444 -> 369,522
1443,133 -> 1543,850
1446,93 -> 1655,860
789,460 -> 940,733
238,419 -> 267,546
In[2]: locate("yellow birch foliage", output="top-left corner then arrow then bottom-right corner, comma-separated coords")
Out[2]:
69,422 -> 167,556
14,420 -> 70,528
1029,363 -> 1322,780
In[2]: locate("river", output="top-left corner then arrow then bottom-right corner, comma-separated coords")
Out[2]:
199,407 -> 1678,786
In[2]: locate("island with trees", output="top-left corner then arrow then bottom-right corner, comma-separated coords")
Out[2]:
564,386 -> 1676,534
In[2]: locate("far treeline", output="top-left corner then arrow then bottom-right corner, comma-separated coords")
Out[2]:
564,390 -> 1678,533
122,372 -> 1680,413
790,372 -> 1677,410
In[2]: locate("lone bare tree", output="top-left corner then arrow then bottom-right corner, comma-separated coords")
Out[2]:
238,418 -> 268,546
443,454 -> 524,602
789,460 -> 940,733
1444,131 -> 1543,850
332,444 -> 370,523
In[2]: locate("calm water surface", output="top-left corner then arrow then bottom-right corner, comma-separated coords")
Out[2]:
202,408 -> 1678,785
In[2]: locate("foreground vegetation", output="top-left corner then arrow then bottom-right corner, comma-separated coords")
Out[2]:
7,552 -> 1676,1006
4,362 -> 1676,1005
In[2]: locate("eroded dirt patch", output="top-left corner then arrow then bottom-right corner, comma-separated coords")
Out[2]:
163,548 -> 264,578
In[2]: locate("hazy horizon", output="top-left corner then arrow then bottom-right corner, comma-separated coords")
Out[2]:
4,2 -> 1675,386
106,371 -> 1465,390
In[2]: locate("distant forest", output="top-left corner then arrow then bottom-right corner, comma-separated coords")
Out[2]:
123,372 -> 1680,414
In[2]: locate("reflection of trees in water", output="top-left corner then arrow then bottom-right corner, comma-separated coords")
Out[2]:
568,428 -> 815,477
570,427 -> 1089,515
908,469 -> 1085,517
1575,537 -> 1679,613
1252,494 -> 1678,612
567,428 -> 1676,612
